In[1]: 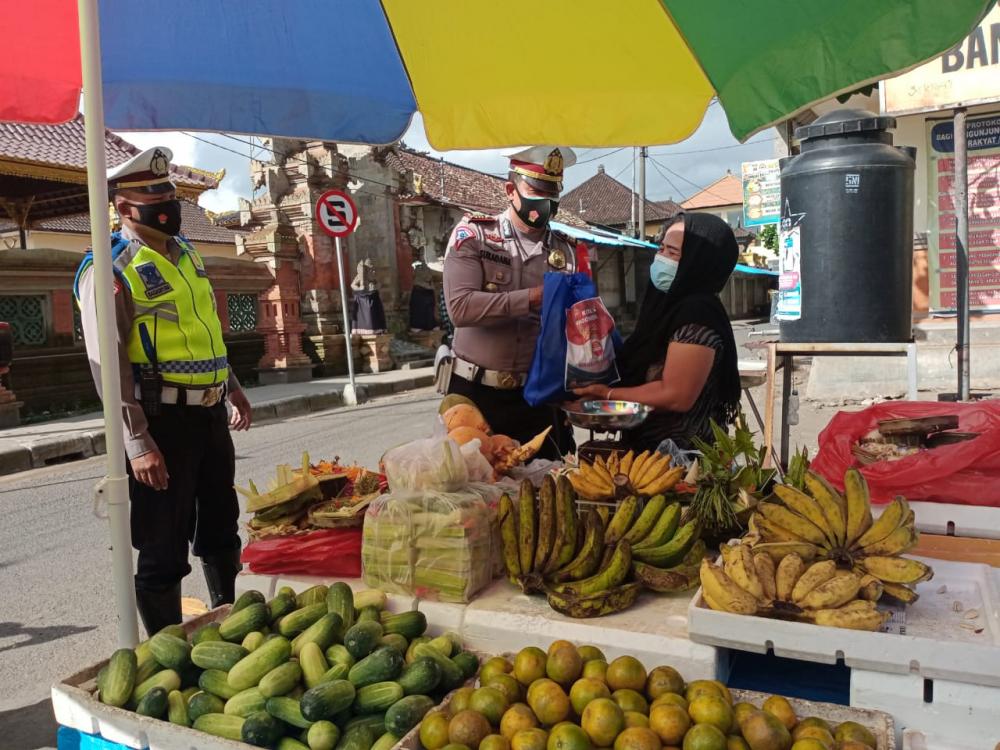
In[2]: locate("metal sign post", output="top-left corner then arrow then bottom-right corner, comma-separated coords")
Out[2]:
953,107 -> 970,401
315,189 -> 361,405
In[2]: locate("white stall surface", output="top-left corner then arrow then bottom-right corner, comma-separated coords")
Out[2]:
880,501 -> 1000,540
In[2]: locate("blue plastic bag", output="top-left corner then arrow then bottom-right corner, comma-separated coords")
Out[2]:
524,272 -> 621,406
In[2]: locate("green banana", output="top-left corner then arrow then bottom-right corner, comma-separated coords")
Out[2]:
498,494 -> 521,583
633,520 -> 700,568
631,561 -> 698,593
605,496 -> 639,546
545,582 -> 642,619
550,510 -> 605,583
533,475 -> 556,573
551,541 -> 631,597
518,479 -> 536,574
547,475 -> 579,572
622,494 -> 668,546
633,502 -> 681,550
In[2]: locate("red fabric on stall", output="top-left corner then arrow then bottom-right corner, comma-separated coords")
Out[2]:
0,0 -> 81,124
811,400 -> 1000,507
241,528 -> 362,577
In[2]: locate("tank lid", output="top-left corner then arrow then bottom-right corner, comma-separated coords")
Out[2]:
795,108 -> 896,141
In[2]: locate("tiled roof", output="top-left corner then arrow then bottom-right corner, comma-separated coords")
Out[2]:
388,147 -> 588,228
560,167 -> 679,227
0,115 -> 219,191
1,199 -> 240,245
681,172 -> 743,210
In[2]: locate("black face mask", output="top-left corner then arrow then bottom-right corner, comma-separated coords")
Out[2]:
126,199 -> 182,236
512,186 -> 558,229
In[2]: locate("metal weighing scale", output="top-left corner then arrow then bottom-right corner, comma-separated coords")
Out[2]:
562,400 -> 652,464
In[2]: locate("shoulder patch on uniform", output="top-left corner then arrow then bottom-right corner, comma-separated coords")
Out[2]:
451,225 -> 477,252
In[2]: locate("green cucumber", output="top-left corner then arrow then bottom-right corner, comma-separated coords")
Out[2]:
278,739 -> 311,750
167,689 -> 190,727
280,603 -> 329,638
326,582 -> 356,630
308,720 -> 342,750
193,713 -> 245,741
191,641 -> 249,671
228,634 -> 292,691
353,590 -> 387,611
301,641 -> 331,688
265,696 -> 314,729
259,661 -> 303,698
353,681 -> 403,714
317,662 -> 350,686
344,621 -> 384,661
219,602 -> 270,642
199,669 -> 240,700
191,622 -> 223,645
242,631 -> 266,652
371,732 -> 400,750
411,643 -> 463,691
378,633 -> 408,654
132,669 -> 181,705
233,590 -> 266,613
342,716 -> 382,743
384,694 -> 435,736
427,635 -> 454,657
188,691 -> 226,720
181,686 -> 201,703
357,606 -> 380,624
149,633 -> 191,670
135,686 -> 168,718
452,651 -> 479,679
348,646 -> 404,688
242,709 -> 283,748
224,687 -> 267,717
279,585 -> 296,599
380,611 -> 427,641
292,613 -> 344,657
300,679 -> 356,722
100,648 -> 137,708
404,637 -> 430,665
326,644 -> 355,670
397,657 -> 441,695
134,657 -> 164,685
296,584 -> 330,608
268,592 -> 297,623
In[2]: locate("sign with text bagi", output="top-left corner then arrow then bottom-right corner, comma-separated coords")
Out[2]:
881,4 -> 1000,116
315,189 -> 359,238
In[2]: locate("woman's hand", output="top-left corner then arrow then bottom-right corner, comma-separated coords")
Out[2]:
572,384 -> 612,399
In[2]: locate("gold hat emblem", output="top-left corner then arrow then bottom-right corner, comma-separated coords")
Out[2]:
543,149 -> 564,175
150,148 -> 170,177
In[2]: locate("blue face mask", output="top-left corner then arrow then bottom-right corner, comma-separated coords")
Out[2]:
651,255 -> 679,292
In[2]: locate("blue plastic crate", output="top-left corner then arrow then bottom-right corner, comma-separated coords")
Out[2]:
722,648 -> 851,705
58,726 -> 135,750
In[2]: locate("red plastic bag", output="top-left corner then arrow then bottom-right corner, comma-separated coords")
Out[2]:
811,400 -> 1000,507
241,528 -> 362,576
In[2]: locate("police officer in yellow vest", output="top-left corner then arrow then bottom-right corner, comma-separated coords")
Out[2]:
74,147 -> 253,635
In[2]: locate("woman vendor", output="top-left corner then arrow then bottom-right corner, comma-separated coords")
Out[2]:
573,212 -> 741,453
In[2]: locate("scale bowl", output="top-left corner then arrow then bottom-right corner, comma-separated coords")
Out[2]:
563,400 -> 652,431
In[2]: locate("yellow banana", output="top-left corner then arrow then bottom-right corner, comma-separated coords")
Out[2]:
628,450 -> 652,486
756,502 -> 830,547
854,496 -> 908,550
797,572 -> 862,610
518,479 -> 536,574
754,552 -> 777,601
752,541 -> 823,564
804,472 -> 847,548
605,495 -> 639,545
775,553 -> 805,601
861,524 -> 919,556
619,450 -> 635,479
607,451 -> 621,477
843,468 -> 873,547
635,453 -> 671,490
551,541 -> 631,597
567,471 -> 608,501
752,515 -> 813,544
639,466 -> 685,496
880,581 -> 920,604
498,493 -> 521,583
699,560 -> 760,615
622,494 -> 668,545
721,544 -> 764,601
859,555 -> 933,585
812,606 -> 890,631
856,572 -> 884,602
581,460 -> 614,492
591,455 -> 615,486
772,485 -> 836,547
841,599 -> 878,612
595,504 -> 611,527
791,560 -> 837,602
703,588 -> 733,613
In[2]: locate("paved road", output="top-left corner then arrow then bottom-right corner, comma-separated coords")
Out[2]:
0,389 -> 441,750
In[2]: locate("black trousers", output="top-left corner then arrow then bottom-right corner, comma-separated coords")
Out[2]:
448,374 -> 574,461
129,402 -> 240,593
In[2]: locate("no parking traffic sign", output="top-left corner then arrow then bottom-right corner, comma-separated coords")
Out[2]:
315,189 -> 358,237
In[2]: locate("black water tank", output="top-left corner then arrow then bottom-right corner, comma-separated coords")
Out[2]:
778,108 -> 915,343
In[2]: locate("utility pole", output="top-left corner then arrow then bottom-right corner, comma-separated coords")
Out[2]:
630,147 -> 637,237
954,108 -> 970,401
638,146 -> 647,240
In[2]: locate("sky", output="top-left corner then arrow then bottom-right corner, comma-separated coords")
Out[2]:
119,105 -> 780,214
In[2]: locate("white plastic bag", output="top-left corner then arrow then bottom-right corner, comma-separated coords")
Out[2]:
382,437 -> 468,493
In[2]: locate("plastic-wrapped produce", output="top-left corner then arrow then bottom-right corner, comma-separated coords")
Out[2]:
382,437 -> 468,493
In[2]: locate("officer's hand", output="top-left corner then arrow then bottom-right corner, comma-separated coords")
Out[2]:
131,449 -> 169,491
572,384 -> 613,399
528,286 -> 544,311
228,389 -> 252,431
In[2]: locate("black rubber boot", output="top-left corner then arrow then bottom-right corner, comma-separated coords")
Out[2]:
136,584 -> 182,636
201,547 -> 243,608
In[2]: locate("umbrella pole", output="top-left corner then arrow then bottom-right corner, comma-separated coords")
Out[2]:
78,0 -> 139,647
953,107 -> 970,402
336,236 -> 359,404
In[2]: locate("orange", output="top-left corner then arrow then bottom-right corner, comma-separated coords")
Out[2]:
606,657 -> 647,692
450,687 -> 476,717
481,657 -> 515,685
646,666 -> 685,700
500,704 -> 539,741
449,710 -> 493,750
582,660 -> 608,683
790,741 -> 831,750
710,681 -> 733,705
527,679 -> 571,726
623,711 -> 648,729
421,712 -> 451,750
834,722 -> 876,749
652,693 -> 688,711
569,678 -> 612,716
578,645 -> 607,663
442,745 -> 472,750
682,724 -> 726,750
547,722 -> 592,750
688,695 -> 734,734
528,678 -> 557,706
613,727 -> 661,750
546,643 -> 584,687
547,640 -> 577,657
611,689 -> 648,715
731,703 -> 757,728
512,728 -> 549,750
794,718 -> 832,736
726,737 -> 750,750
471,687 -> 511,727
581,698 -> 625,747
481,736 -> 512,750
515,648 -> 549,687
791,726 -> 834,747
648,703 -> 690,746
762,695 -> 796,730
685,681 -> 724,705
489,674 -> 524,705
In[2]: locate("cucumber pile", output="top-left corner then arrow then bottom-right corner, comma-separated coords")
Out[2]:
95,583 -> 479,749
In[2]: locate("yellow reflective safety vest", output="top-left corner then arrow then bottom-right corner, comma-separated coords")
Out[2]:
75,234 -> 229,387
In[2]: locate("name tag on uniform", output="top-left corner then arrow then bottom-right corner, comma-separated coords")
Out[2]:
481,248 -> 511,266
135,262 -> 172,298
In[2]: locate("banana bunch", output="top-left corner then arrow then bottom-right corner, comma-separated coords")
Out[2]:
567,449 -> 685,501
700,543 -> 892,631
499,476 -> 705,618
748,468 -> 933,605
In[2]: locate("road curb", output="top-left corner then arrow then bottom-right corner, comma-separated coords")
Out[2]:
0,376 -> 436,477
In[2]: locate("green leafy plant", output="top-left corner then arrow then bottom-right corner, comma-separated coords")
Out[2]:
759,223 -> 778,251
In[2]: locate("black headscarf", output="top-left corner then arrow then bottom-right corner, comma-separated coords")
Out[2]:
619,212 -> 741,426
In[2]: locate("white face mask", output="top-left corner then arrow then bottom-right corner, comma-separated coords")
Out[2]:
651,255 -> 679,292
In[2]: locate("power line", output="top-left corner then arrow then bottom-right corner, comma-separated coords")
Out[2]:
647,158 -> 687,204
648,156 -> 733,206
648,136 -> 778,158
571,147 -> 629,167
